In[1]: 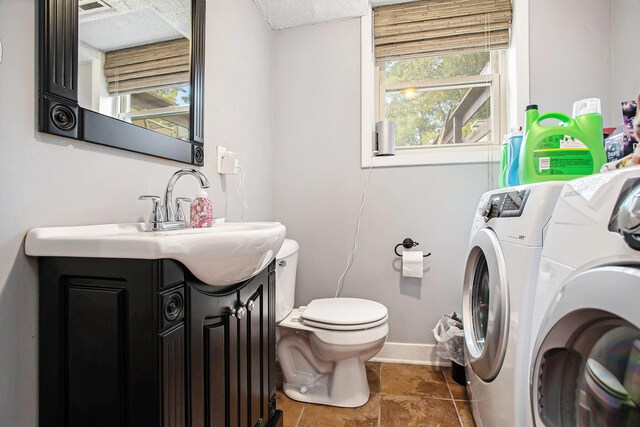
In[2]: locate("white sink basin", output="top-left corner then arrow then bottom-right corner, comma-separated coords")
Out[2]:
25,222 -> 286,287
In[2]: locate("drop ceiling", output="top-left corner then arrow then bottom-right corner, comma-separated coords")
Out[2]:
253,0 -> 417,30
78,0 -> 190,53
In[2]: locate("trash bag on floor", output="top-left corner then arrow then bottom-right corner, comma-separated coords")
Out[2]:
432,312 -> 467,366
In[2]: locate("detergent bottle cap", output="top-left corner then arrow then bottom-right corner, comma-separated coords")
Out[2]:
573,98 -> 601,117
508,126 -> 523,138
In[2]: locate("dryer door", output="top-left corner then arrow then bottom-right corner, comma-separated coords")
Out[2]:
463,228 -> 509,382
531,267 -> 640,427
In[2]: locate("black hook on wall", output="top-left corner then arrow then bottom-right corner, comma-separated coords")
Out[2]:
394,238 -> 431,258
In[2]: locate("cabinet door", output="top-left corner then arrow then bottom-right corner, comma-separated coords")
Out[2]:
39,258 -> 160,427
239,273 -> 268,427
188,285 -> 239,427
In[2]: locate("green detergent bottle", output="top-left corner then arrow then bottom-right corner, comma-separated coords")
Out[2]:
519,99 -> 606,183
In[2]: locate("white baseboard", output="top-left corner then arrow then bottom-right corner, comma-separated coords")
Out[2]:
370,342 -> 451,366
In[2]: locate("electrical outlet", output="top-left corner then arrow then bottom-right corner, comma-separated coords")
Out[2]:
216,146 -> 227,174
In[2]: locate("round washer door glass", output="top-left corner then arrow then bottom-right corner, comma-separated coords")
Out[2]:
471,252 -> 490,351
463,228 -> 509,382
532,267 -> 640,426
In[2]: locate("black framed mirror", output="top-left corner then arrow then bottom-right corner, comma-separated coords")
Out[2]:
39,0 -> 205,165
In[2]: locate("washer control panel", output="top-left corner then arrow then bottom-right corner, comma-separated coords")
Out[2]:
482,189 -> 530,222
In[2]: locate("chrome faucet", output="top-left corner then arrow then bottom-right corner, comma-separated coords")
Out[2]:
139,168 -> 210,231
164,168 -> 210,221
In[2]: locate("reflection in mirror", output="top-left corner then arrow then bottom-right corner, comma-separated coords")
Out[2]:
77,0 -> 191,140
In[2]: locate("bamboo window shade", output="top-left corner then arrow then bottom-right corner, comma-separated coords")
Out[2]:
104,38 -> 191,96
373,0 -> 512,62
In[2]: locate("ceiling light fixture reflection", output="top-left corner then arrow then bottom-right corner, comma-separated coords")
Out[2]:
401,88 -> 419,99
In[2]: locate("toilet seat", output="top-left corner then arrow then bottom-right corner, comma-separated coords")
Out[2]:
302,314 -> 388,331
292,297 -> 389,331
279,308 -> 389,346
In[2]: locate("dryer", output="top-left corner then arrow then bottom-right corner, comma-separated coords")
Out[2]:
530,167 -> 640,426
463,182 -> 564,427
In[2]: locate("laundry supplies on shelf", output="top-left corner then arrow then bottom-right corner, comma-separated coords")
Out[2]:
519,100 -> 606,184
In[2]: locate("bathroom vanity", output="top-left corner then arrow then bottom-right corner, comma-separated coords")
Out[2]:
38,257 -> 280,427
28,221 -> 286,427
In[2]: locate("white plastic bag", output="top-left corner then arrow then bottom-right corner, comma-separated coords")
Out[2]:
432,313 -> 467,366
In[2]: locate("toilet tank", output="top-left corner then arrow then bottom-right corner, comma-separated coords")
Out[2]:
275,239 -> 299,323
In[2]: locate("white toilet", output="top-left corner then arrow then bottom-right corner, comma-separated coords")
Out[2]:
275,239 -> 389,408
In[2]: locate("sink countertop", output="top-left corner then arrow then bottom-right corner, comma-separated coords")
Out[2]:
26,222 -> 286,287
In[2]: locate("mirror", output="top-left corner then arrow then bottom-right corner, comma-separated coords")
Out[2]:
39,0 -> 205,165
77,0 -> 191,141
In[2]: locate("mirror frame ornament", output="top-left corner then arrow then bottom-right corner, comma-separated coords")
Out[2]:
38,0 -> 206,165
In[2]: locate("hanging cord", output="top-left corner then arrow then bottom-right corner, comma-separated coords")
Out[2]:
483,12 -> 496,191
224,188 -> 229,220
236,165 -> 249,221
335,154 -> 375,298
221,176 -> 229,220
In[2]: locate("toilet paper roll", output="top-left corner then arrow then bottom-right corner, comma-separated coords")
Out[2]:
402,251 -> 423,278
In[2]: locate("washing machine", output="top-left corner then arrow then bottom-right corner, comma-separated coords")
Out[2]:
530,167 -> 640,427
463,182 -> 564,427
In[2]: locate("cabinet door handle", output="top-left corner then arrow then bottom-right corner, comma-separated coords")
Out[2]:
230,306 -> 246,319
243,300 -> 255,312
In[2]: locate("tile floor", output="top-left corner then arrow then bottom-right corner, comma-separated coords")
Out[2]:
276,362 -> 476,427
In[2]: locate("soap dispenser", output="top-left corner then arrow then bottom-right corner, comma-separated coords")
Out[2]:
190,189 -> 213,228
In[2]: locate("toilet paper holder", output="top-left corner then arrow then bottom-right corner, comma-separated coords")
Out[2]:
394,238 -> 431,258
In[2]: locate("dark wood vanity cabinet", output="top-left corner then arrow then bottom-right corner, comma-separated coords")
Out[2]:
38,257 -> 281,427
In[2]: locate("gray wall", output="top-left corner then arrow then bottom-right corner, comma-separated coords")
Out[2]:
272,18 -> 497,344
0,0 -> 273,424
529,0 -> 613,124
611,0 -> 640,121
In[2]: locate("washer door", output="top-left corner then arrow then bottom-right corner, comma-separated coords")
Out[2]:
531,267 -> 640,427
463,228 -> 509,382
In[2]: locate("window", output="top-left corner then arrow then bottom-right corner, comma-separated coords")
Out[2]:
105,38 -> 192,140
115,85 -> 191,141
362,0 -> 512,167
374,50 -> 506,163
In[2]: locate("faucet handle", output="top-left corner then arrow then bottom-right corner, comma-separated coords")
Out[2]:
139,195 -> 165,225
175,197 -> 192,223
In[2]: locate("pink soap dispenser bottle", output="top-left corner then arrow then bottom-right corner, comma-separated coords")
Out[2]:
190,189 -> 213,228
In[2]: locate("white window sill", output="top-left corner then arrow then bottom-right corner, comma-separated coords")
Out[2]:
361,145 -> 501,168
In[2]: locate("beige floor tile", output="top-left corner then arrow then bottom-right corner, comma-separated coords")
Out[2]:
277,391 -> 305,427
365,361 -> 381,393
381,363 -> 451,398
379,394 -> 460,427
454,400 -> 476,427
297,394 -> 380,427
442,367 -> 468,400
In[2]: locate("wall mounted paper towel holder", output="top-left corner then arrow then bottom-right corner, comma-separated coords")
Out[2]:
394,238 -> 431,258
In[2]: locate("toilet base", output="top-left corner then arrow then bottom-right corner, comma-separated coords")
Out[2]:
282,355 -> 371,408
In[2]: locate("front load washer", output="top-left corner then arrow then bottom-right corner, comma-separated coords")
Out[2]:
463,182 -> 564,427
530,168 -> 640,426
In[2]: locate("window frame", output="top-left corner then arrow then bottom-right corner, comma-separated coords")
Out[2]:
361,15 -> 507,168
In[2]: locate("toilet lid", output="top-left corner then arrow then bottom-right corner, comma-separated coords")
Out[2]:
301,298 -> 388,326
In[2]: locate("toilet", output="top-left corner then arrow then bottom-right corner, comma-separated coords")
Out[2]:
275,239 -> 389,408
